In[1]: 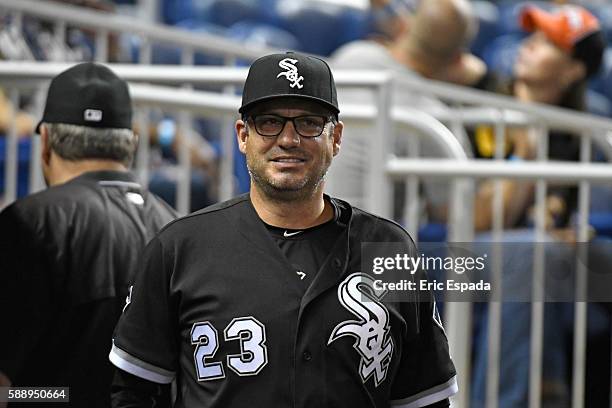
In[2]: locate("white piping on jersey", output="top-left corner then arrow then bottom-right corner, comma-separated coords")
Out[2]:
98,180 -> 142,189
109,343 -> 175,384
389,375 -> 458,408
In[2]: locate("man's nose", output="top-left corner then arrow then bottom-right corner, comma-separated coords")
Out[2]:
276,120 -> 301,147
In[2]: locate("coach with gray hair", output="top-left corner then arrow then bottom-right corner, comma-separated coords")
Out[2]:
0,62 -> 176,407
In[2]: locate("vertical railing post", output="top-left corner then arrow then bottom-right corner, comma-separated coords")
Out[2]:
95,29 -> 109,62
220,55 -> 237,201
529,123 -> 548,408
135,36 -> 152,186
486,109 -> 506,408
445,177 -> 474,408
53,20 -> 66,61
3,89 -> 19,207
366,77 -> 392,218
175,47 -> 194,215
571,131 -> 591,408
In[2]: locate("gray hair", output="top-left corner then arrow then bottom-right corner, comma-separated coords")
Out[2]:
44,122 -> 137,167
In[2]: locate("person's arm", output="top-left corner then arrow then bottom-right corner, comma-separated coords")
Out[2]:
111,369 -> 171,408
473,127 -> 536,231
109,236 -> 178,405
440,52 -> 488,88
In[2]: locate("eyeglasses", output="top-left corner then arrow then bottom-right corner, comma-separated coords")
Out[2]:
249,114 -> 334,138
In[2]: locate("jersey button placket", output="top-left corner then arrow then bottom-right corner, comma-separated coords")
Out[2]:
302,350 -> 312,361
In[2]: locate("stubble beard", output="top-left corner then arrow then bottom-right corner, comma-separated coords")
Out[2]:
247,157 -> 330,202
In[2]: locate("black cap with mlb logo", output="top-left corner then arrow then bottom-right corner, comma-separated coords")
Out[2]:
36,62 -> 132,133
239,51 -> 339,117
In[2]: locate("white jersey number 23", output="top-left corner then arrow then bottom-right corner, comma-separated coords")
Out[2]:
191,316 -> 268,381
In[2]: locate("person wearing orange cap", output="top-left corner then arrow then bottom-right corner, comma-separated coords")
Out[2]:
471,5 -> 608,408
514,4 -> 604,110
514,6 -> 605,230
473,4 -> 606,226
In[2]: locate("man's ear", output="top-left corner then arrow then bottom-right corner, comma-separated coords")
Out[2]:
332,120 -> 343,157
236,119 -> 248,154
40,124 -> 52,166
133,132 -> 140,149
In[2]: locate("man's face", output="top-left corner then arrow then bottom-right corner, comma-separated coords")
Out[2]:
236,98 -> 343,201
514,31 -> 580,88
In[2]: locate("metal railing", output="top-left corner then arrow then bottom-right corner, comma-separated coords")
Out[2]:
0,0 -> 279,212
0,59 -> 612,408
0,0 -> 277,63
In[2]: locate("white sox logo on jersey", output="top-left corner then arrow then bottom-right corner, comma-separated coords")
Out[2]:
277,58 -> 304,89
328,273 -> 394,387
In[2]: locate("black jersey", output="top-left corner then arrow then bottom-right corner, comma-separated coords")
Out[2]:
110,194 -> 456,408
0,170 -> 177,407
263,199 -> 346,291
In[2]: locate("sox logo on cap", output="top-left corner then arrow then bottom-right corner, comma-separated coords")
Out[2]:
276,58 -> 304,89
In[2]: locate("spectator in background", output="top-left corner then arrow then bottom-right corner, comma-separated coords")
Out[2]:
8,0 -> 126,62
508,4 -> 603,229
330,0 -> 532,228
145,117 -> 218,212
0,88 -> 36,206
0,89 -> 34,137
471,5 -> 609,408
335,0 -> 487,89
0,62 -> 176,408
470,3 -> 605,231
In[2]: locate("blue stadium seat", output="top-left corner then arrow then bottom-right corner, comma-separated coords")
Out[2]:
589,4 -> 612,44
144,43 -> 181,65
496,1 -> 552,36
470,1 -> 501,58
153,21 -> 228,65
336,7 -> 369,49
161,0 -> 209,25
586,90 -> 612,117
591,47 -> 612,103
481,34 -> 524,78
275,1 -> 368,56
589,161 -> 612,238
0,137 -> 32,199
418,223 -> 447,242
209,0 -> 276,27
163,0 -> 276,28
227,22 -> 301,53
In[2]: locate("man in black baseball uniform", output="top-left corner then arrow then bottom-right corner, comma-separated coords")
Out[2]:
0,63 -> 176,407
109,52 -> 457,407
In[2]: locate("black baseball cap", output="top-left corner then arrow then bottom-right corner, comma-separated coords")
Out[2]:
36,62 -> 132,133
239,51 -> 339,117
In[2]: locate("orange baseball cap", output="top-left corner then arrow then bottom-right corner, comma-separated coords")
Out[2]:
520,5 -> 605,76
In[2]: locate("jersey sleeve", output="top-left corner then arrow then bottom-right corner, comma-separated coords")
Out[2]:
109,236 -> 178,384
389,236 -> 458,407
0,206 -> 54,382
